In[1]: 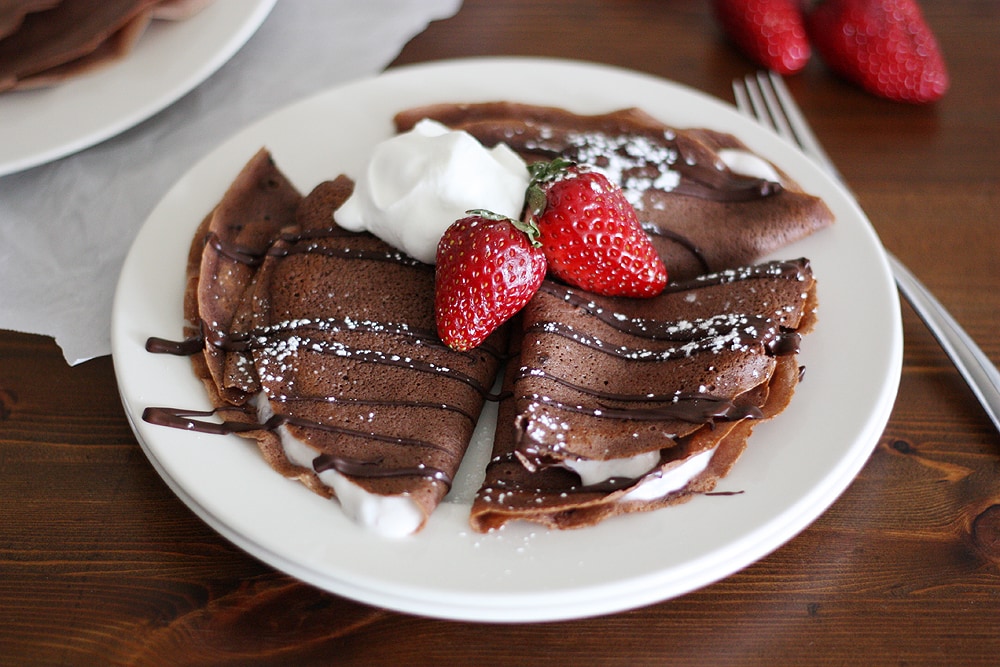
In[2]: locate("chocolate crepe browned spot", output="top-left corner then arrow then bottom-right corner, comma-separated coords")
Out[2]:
470,259 -> 817,531
394,102 -> 835,281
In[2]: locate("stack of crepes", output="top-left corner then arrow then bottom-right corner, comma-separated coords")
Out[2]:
162,101 -> 832,535
0,0 -> 212,92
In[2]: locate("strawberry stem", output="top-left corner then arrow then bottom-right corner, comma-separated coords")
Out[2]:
465,209 -> 542,247
525,157 -> 577,221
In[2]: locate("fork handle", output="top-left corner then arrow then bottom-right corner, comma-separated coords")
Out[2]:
887,252 -> 1000,432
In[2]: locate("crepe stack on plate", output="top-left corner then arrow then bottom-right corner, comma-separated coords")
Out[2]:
146,99 -> 833,535
0,0 -> 213,92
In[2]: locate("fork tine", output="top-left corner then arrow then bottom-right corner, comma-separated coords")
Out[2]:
734,71 -> 1000,435
761,71 -> 846,184
738,74 -> 778,133
755,71 -> 797,143
732,76 -> 753,119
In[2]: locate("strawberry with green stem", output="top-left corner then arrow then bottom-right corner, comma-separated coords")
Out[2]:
525,159 -> 668,298
435,210 -> 547,351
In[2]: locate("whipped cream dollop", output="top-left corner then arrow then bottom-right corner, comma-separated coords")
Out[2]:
334,119 -> 531,265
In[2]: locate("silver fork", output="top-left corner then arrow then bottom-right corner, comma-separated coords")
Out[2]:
733,70 -> 1000,434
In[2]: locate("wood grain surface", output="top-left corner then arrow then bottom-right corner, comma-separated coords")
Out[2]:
2,0 -> 999,664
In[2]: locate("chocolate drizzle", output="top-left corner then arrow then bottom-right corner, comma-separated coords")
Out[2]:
533,259 -> 810,360
142,406 -> 452,486
641,223 -> 711,274
505,256 -> 813,464
313,453 -> 452,486
437,113 -> 783,204
525,317 -> 778,361
516,369 -> 764,423
144,212 -> 506,492
205,228 -> 428,269
142,405 -> 454,455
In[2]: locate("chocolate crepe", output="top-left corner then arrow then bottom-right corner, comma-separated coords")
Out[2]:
395,102 -> 835,281
0,0 -> 211,91
469,259 -> 817,531
172,152 -> 504,533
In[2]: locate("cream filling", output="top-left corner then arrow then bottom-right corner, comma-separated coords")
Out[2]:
560,450 -> 661,487
621,446 -> 717,502
252,393 -> 424,538
717,148 -> 783,184
559,445 -> 716,502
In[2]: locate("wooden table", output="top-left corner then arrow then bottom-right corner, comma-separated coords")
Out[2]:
3,1 -> 998,664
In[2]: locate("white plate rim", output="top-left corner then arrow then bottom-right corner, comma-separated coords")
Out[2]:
111,56 -> 902,622
0,0 -> 275,176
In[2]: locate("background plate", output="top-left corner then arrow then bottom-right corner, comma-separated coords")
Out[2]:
0,0 -> 275,176
112,57 -> 902,622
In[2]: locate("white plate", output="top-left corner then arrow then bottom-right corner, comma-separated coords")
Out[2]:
0,0 -> 275,176
112,57 -> 902,622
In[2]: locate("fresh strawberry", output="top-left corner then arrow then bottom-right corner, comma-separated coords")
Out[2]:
712,0 -> 811,75
435,211 -> 547,351
806,0 -> 949,103
526,160 -> 667,298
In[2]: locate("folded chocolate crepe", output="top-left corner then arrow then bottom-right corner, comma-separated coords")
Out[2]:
469,259 -> 817,531
395,101 -> 834,281
164,150 -> 505,536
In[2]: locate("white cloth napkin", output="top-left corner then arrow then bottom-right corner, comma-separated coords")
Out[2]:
0,0 -> 461,365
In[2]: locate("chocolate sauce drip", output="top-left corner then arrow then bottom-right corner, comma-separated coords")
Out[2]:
661,258 -> 810,294
525,395 -> 762,423
144,402 -> 451,486
297,338 -> 497,398
526,316 -> 773,362
668,155 -> 783,202
769,331 -> 802,356
640,223 -> 711,274
537,282 -> 775,342
148,314 -> 505,365
470,119 -> 783,203
204,228 -> 429,269
516,369 -> 764,423
142,405 -> 254,435
281,394 -> 479,424
146,333 -> 204,356
313,453 -> 452,486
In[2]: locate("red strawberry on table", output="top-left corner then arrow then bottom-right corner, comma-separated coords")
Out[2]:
526,159 -> 667,299
712,0 -> 811,75
435,210 -> 547,351
806,0 -> 949,103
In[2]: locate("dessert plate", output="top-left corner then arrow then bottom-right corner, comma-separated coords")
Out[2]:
0,0 -> 275,177
112,57 -> 902,622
